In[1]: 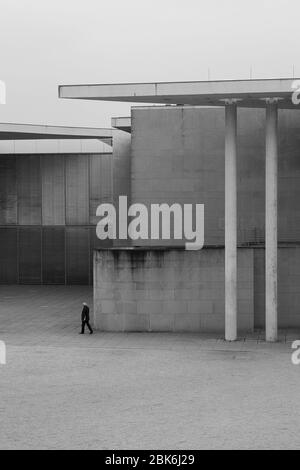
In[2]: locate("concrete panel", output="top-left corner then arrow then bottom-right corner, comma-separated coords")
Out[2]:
19,228 -> 41,284
0,156 -> 17,225
89,153 -> 113,225
66,227 -> 89,285
65,155 -> 89,225
42,227 -> 65,284
41,155 -> 65,225
237,109 -> 265,245
17,155 -> 41,225
0,228 -> 18,283
131,107 -> 225,247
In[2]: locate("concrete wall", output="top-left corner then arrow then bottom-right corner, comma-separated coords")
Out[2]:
254,247 -> 300,328
0,153 -> 113,285
94,248 -> 254,333
131,106 -> 300,246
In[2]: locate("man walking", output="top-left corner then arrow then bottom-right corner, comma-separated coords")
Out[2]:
80,302 -> 93,335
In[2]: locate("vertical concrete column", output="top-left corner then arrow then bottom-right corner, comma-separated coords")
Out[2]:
265,99 -> 278,342
225,101 -> 238,341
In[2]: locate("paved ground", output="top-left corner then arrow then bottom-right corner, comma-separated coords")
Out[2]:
0,285 -> 300,450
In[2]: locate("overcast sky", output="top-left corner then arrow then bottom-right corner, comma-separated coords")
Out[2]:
0,0 -> 299,128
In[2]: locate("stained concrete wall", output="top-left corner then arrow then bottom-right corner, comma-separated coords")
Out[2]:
94,248 -> 254,333
131,106 -> 300,247
0,153 -> 113,285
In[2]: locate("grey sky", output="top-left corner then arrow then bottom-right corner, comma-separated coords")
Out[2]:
0,0 -> 299,128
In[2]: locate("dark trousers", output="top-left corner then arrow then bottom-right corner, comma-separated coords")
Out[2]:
81,320 -> 93,334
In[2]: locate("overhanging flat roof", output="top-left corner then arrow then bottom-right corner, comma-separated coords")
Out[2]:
0,122 -> 113,145
59,78 -> 300,109
0,139 -> 112,155
111,116 -> 131,133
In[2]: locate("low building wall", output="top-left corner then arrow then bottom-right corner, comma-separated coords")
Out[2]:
93,248 -> 254,333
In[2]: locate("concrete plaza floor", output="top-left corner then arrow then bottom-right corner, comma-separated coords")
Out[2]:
0,285 -> 300,450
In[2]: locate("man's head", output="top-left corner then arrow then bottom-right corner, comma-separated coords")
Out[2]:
83,302 -> 88,307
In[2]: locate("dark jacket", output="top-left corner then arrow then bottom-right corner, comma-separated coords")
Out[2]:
81,305 -> 90,322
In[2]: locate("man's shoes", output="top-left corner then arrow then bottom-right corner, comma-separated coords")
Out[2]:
90,331 -> 93,335
79,332 -> 84,335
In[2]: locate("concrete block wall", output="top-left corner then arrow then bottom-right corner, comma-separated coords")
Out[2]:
94,248 -> 254,333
